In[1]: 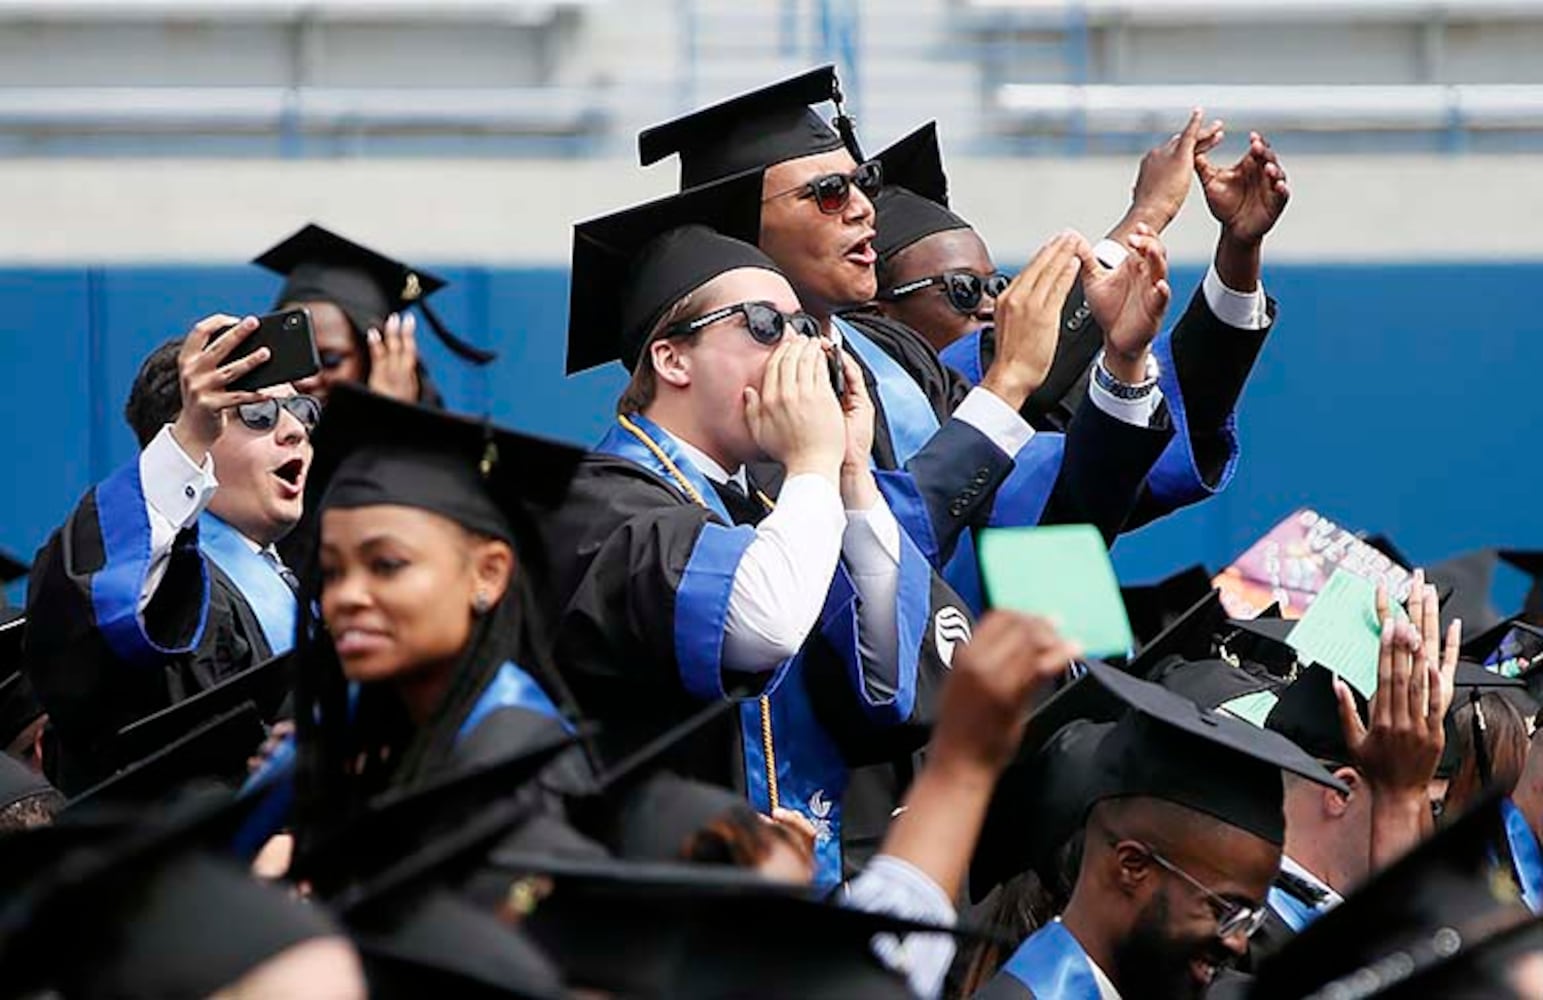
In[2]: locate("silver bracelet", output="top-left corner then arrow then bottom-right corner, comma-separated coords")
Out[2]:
1094,358 -> 1158,400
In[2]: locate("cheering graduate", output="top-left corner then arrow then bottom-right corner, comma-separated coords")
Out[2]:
255,222 -> 498,409
549,170 -> 969,885
25,319 -> 315,793
242,385 -> 589,858
864,116 -> 1284,533
636,66 -> 1176,613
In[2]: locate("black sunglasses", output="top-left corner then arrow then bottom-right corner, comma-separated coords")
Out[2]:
317,349 -> 350,372
665,300 -> 821,346
236,395 -> 322,434
764,160 -> 883,215
878,270 -> 1012,315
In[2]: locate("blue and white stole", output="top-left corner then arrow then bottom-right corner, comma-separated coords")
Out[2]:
1266,883 -> 1323,934
596,412 -> 859,886
197,514 -> 297,656
1502,797 -> 1543,914
999,919 -> 1103,999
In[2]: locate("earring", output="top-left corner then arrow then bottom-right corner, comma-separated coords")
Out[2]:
473,593 -> 491,615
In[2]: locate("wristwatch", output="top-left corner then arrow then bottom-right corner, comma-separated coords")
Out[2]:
1094,356 -> 1159,400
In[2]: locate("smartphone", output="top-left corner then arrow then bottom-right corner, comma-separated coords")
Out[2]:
827,350 -> 847,399
221,308 -> 320,393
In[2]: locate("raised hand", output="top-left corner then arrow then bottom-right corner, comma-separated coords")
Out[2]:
171,314 -> 272,462
744,336 -> 846,482
1115,108 -> 1225,239
1078,224 -> 1173,382
366,312 -> 422,403
1196,131 -> 1291,245
979,231 -> 1083,411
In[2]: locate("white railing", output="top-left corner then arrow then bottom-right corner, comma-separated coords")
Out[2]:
961,0 -> 1543,23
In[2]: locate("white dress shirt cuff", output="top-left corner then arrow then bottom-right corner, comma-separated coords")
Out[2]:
1204,262 -> 1270,330
1086,353 -> 1164,427
843,495 -> 902,571
141,424 -> 218,530
955,386 -> 1035,457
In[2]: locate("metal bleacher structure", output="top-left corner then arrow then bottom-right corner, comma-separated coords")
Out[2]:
2,0 -> 1543,157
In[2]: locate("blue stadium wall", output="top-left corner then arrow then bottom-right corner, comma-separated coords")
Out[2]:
3,261 -> 1540,604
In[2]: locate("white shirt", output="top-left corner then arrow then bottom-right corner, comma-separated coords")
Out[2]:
668,434 -> 903,676
1280,853 -> 1345,909
137,424 -> 281,618
843,854 -> 957,999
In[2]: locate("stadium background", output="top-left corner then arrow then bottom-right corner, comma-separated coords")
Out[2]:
2,0 -> 1541,604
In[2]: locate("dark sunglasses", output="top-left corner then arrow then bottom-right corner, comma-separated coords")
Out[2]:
878,270 -> 1012,315
317,349 -> 350,372
764,160 -> 883,215
236,395 -> 322,434
665,300 -> 821,346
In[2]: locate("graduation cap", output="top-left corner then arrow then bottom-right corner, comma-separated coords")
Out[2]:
493,854 -> 944,999
0,549 -> 27,610
1263,663 -> 1363,766
638,64 -> 860,190
1252,794 -> 1533,1000
870,121 -> 972,265
0,610 -> 44,751
255,222 -> 496,365
68,703 -> 268,808
565,168 -> 773,375
308,384 -> 586,542
0,789 -> 342,999
1499,548 -> 1543,618
111,651 -> 290,767
1123,587 -> 1226,680
1120,564 -> 1217,648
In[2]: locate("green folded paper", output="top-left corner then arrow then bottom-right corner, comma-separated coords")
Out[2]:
1286,567 -> 1401,698
977,524 -> 1134,658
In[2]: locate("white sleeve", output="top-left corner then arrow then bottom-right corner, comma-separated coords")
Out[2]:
1086,352 -> 1164,427
954,386 -> 1035,457
1204,261 -> 1271,330
842,494 -> 902,694
138,424 -> 218,615
721,474 -> 846,672
843,854 -> 959,999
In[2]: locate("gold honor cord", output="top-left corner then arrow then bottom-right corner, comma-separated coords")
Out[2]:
615,414 -> 781,812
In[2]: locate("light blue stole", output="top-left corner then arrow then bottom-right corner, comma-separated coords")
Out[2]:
197,513 -> 297,656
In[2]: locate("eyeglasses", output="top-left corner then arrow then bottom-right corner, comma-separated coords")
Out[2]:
665,300 -> 821,347
764,160 -> 883,215
877,271 -> 1012,315
1106,833 -> 1268,940
236,395 -> 322,435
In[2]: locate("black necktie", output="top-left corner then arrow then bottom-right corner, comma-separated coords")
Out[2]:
262,549 -> 301,596
713,479 -> 765,526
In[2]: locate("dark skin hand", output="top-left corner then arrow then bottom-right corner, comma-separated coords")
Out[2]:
1197,131 -> 1291,293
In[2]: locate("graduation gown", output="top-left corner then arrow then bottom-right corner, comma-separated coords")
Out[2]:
837,311 -> 1171,613
24,456 -> 297,794
938,284 -> 1277,531
975,920 -> 1109,999
532,412 -> 964,885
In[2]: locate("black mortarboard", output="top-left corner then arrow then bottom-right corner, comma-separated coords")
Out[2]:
0,550 -> 27,607
497,855 -> 938,998
1155,658 -> 1279,711
111,652 -> 290,767
602,771 -> 760,864
68,703 -> 268,807
0,752 -> 53,812
871,121 -> 971,264
255,222 -> 496,365
1123,588 -> 1226,679
565,169 -> 773,375
970,718 -> 1113,902
0,610 -> 44,750
1252,794 -> 1532,1000
1431,548 -> 1507,635
1264,663 -> 1365,765
638,64 -> 858,190
309,384 -> 586,544
1499,548 -> 1543,617
1087,661 -> 1346,845
1121,564 -> 1217,647
352,889 -> 565,1000
0,790 -> 342,999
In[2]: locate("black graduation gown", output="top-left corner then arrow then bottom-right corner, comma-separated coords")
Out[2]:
530,435 -> 967,881
25,479 -> 276,794
954,284 -> 1277,533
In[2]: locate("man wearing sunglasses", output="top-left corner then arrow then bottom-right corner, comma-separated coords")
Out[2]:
24,315 -> 315,793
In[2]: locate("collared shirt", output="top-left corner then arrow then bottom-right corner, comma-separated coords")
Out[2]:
1279,853 -> 1344,909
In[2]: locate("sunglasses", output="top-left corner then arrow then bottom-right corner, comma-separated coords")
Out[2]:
665,300 -> 821,346
317,349 -> 350,372
1105,832 -> 1269,940
236,395 -> 322,434
764,160 -> 884,215
878,270 -> 1012,315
